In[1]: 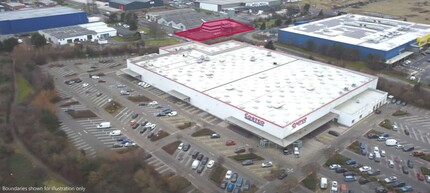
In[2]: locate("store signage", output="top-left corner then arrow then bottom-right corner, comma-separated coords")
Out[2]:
245,2 -> 269,7
245,113 -> 265,126
292,117 -> 307,129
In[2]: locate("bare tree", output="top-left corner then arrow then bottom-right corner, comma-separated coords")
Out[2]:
301,162 -> 320,175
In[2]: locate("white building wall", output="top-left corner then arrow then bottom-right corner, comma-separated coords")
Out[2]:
199,2 -> 219,12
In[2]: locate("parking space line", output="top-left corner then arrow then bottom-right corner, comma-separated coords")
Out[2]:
115,108 -> 128,118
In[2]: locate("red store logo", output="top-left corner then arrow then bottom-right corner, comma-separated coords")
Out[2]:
244,113 -> 265,126
292,117 -> 307,128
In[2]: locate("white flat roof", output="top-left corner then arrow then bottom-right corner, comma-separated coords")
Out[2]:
131,41 -> 376,126
197,0 -> 277,5
280,14 -> 430,51
335,89 -> 386,114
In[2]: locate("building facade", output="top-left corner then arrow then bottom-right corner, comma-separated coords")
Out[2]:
109,0 -> 163,11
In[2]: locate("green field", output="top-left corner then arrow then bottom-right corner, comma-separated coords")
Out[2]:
16,75 -> 33,103
9,152 -> 41,185
146,38 -> 180,46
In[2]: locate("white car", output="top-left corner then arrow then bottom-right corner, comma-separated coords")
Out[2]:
331,181 -> 338,192
384,176 -> 397,183
359,166 -> 372,172
137,82 -> 144,86
82,83 -> 89,87
148,101 -> 158,106
374,146 -> 379,154
329,164 -> 341,170
396,144 -> 404,149
225,170 -> 232,180
207,160 -> 215,169
168,111 -> 177,117
380,150 -> 386,157
124,142 -> 136,147
143,83 -> 151,88
368,153 -> 374,159
109,130 -> 121,136
261,161 -> 273,168
91,75 -> 100,79
178,143 -> 184,150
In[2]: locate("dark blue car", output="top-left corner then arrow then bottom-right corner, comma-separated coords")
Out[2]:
227,182 -> 235,192
236,176 -> 243,187
345,159 -> 356,165
359,141 -> 366,149
360,148 -> 368,156
243,180 -> 250,191
379,133 -> 389,137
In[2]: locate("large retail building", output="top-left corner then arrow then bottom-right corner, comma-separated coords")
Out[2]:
124,41 -> 387,147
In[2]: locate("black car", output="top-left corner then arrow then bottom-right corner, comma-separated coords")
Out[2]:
392,181 -> 406,188
191,151 -> 199,159
375,186 -> 388,193
147,132 -> 154,139
328,130 -> 340,137
201,157 -> 209,165
231,173 -> 238,183
367,169 -> 381,176
375,109 -> 381,114
407,159 -> 414,168
182,144 -> 191,152
343,172 -> 356,177
142,121 -> 148,126
196,153 -> 204,161
197,165 -> 204,173
367,133 -> 379,139
403,145 -> 414,152
131,113 -> 139,119
335,168 -> 347,173
241,159 -> 253,166
143,153 -> 152,160
282,147 -> 289,155
138,103 -> 147,106
402,165 -> 409,174
234,147 -> 246,153
132,123 -> 140,129
220,181 -> 228,189
358,177 -> 370,185
140,127 -> 147,134
404,129 -> 410,135
278,169 -> 288,180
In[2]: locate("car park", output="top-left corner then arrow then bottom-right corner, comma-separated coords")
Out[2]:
261,161 -> 273,168
201,157 -> 209,165
220,181 -> 228,189
182,144 -> 190,152
331,181 -> 338,192
242,159 -> 253,166
177,143 -> 184,150
196,153 -> 203,161
407,159 -> 414,168
329,164 -> 341,170
196,165 -> 204,173
225,170 -> 232,180
402,165 -> 409,174
210,133 -> 221,139
392,181 -> 406,188
359,166 -> 371,172
403,145 -> 414,152
358,177 -> 370,184
328,130 -> 340,136
278,169 -> 288,180
384,176 -> 397,183
400,185 -> 413,192
226,140 -> 236,146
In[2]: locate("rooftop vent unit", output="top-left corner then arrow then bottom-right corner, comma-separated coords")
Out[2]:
273,62 -> 278,65
356,99 -> 360,103
366,25 -> 385,31
344,22 -> 361,27
343,87 -> 349,91
271,103 -> 284,109
307,86 -> 315,91
196,58 -> 203,63
267,52 -> 272,56
219,59 -> 225,62
250,56 -> 256,62
379,20 -> 397,26
204,56 -> 210,61
259,75 -> 267,79
351,83 -> 357,87
226,87 -> 234,91
206,73 -> 213,77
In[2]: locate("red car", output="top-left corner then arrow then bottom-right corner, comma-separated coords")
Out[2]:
98,80 -> 106,83
417,173 -> 425,181
225,140 -> 236,146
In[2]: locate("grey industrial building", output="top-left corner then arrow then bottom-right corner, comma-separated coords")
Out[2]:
194,0 -> 280,12
146,8 -> 224,30
109,0 -> 163,11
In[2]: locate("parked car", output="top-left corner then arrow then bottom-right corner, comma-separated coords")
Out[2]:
403,145 -> 414,152
377,136 -> 388,141
375,109 -> 381,114
400,185 -> 413,192
380,150 -> 385,157
379,133 -> 389,138
278,169 -> 288,180
243,180 -> 250,191
177,143 -> 184,150
412,151 -> 425,157
425,175 -> 430,183
196,153 -> 204,161
329,164 -> 341,170
143,153 -> 152,160
132,123 -> 140,129
359,166 -> 372,172
392,181 -> 406,188
344,175 -> 357,182
360,148 -> 368,156
182,144 -> 191,152
404,129 -> 410,135
227,182 -> 234,192
345,159 -> 356,165
359,142 -> 366,149
387,160 -> 395,168
197,165 -> 204,173
220,181 -> 228,189
226,140 -> 236,146
236,176 -> 243,187
210,133 -> 221,139
368,153 -> 374,159
283,147 -> 289,155
201,157 -> 209,165
375,186 -> 388,193
328,130 -> 340,136
261,161 -> 273,168
417,173 -> 425,181
368,169 -> 381,176
358,177 -> 370,184
367,133 -> 379,139
335,168 -> 348,173
225,170 -> 232,180
242,159 -> 254,166
191,151 -> 199,159
331,181 -> 338,192
402,165 -> 409,174
407,159 -> 414,168
384,176 -> 397,183
231,173 -> 238,183
147,132 -> 154,139
207,160 -> 215,168
343,172 -> 355,177
234,147 -> 246,153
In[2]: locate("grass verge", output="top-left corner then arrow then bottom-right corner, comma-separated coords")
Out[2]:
392,110 -> 410,116
191,128 -> 215,137
9,152 -> 43,185
209,165 -> 227,185
379,119 -> 393,129
146,38 -> 180,46
150,130 -> 170,142
127,95 -> 151,102
162,141 -> 181,155
365,129 -> 383,137
16,75 -> 34,103
324,153 -> 349,166
230,153 -> 264,161
104,101 -> 122,113
420,154 -> 430,162
67,110 -> 97,119
420,167 -> 430,175
301,172 -> 317,191
169,176 -> 192,193
347,141 -> 361,155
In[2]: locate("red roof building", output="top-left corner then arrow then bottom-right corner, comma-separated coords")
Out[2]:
174,18 -> 254,41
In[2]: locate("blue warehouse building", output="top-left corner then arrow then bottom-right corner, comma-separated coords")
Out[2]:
0,6 -> 88,35
279,14 -> 430,64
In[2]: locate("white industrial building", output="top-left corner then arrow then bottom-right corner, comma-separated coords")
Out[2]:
124,41 -> 387,147
194,0 -> 280,12
39,22 -> 117,45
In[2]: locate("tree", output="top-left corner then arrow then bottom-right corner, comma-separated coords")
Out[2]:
120,12 -> 126,22
129,20 -> 138,30
264,40 -> 276,50
274,18 -> 282,27
31,33 -> 47,48
54,0 -> 64,5
260,22 -> 266,30
107,13 -> 118,23
303,3 -> 310,15
148,21 -> 164,38
2,38 -> 19,52
284,17 -> 292,26
366,54 -> 386,71
318,9 -> 324,17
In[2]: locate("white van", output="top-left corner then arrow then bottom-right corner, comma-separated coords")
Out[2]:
385,139 -> 398,146
293,147 -> 300,157
97,122 -> 111,129
320,177 -> 328,189
192,160 -> 200,170
109,130 -> 121,136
